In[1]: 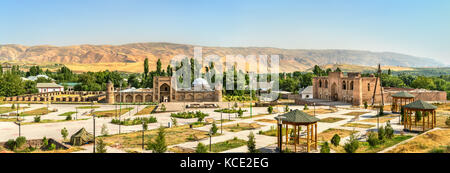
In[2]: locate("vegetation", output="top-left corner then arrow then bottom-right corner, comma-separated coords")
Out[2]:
320,142 -> 331,153
96,139 -> 107,153
195,143 -> 208,153
344,133 -> 360,153
211,123 -> 218,135
89,107 -> 133,117
135,106 -> 156,115
111,117 -> 157,126
61,128 -> 69,141
146,126 -> 167,153
76,106 -> 100,109
331,134 -> 341,147
20,107 -> 55,116
170,111 -> 209,119
319,117 -> 345,123
247,132 -> 258,153
34,116 -> 41,122
214,108 -> 247,114
210,137 -> 247,153
304,104 -> 309,110
267,106 -> 273,114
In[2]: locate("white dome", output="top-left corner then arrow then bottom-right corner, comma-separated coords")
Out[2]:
192,78 -> 211,90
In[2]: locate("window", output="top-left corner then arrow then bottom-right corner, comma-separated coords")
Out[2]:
319,80 -> 322,88
368,83 -> 371,91
350,81 -> 354,90
325,80 -> 328,88
342,81 -> 347,90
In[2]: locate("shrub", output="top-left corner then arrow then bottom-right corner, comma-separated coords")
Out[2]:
101,124 -> 109,136
234,102 -> 238,108
415,111 -> 422,122
304,104 -> 309,110
285,105 -> 289,112
237,108 -> 244,117
268,106 -> 273,114
320,142 -> 330,153
143,123 -> 148,131
61,127 -> 69,141
111,117 -> 157,125
211,123 -> 218,135
195,143 -> 208,153
6,139 -> 16,150
66,114 -> 72,120
247,132 -> 258,153
378,126 -> 386,142
344,133 -> 359,153
367,132 -> 379,147
147,126 -> 167,153
160,104 -> 166,112
429,148 -> 445,153
11,104 -> 15,109
42,137 -> 49,149
385,121 -> 394,139
48,143 -> 56,150
364,102 -> 368,109
96,139 -> 107,153
171,117 -> 178,126
34,116 -> 41,123
331,134 -> 341,147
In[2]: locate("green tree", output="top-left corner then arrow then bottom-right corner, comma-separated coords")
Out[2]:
320,142 -> 330,153
156,59 -> 162,76
267,106 -> 273,114
147,126 -> 167,153
96,139 -> 107,153
367,132 -> 379,147
61,127 -> 69,141
331,134 -> 341,146
247,132 -> 258,153
195,142 -> 208,153
411,76 -> 436,90
344,133 -> 359,153
211,123 -> 218,135
15,136 -> 26,148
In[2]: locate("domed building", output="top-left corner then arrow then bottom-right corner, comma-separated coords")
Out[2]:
192,78 -> 211,91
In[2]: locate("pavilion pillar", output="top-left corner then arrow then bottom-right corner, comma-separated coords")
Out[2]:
285,124 -> 288,150
314,123 -> 318,150
294,125 -> 297,153
423,112 -> 425,132
307,124 -> 310,153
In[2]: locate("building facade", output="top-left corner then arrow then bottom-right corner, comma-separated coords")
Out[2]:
37,83 -> 65,93
312,72 -> 447,106
106,76 -> 222,104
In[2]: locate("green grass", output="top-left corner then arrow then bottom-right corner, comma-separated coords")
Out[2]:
361,135 -> 413,153
341,123 -> 375,128
210,138 -> 247,153
319,117 -> 346,123
22,118 -> 89,125
58,112 -> 76,116
76,106 -> 100,109
259,126 -> 293,137
88,108 -> 133,117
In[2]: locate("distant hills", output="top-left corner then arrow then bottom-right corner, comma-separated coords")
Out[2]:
0,42 -> 445,73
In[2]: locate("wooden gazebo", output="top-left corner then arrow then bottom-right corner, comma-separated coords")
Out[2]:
274,109 -> 320,153
391,91 -> 415,113
403,100 -> 437,132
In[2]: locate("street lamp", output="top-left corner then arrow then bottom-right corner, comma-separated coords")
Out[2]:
220,112 -> 223,134
276,116 -> 284,153
91,109 -> 96,153
313,102 -> 316,116
208,130 -> 212,152
119,81 -> 122,134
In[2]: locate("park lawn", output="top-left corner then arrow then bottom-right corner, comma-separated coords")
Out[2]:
386,129 -> 450,153
76,106 -> 100,109
240,113 -> 271,119
21,118 -> 89,125
100,124 -> 209,150
135,106 -> 156,115
20,107 -> 55,116
319,117 -> 346,123
0,118 -> 20,122
30,147 -> 85,153
343,111 -> 370,116
210,138 -> 247,153
58,111 -> 76,116
259,126 -> 293,137
318,128 -> 355,142
88,107 -> 133,117
168,146 -> 195,153
303,108 -> 337,115
330,135 -> 413,153
223,123 -> 264,132
359,114 -> 398,123
341,123 -> 375,128
0,106 -> 29,114
255,119 -> 277,124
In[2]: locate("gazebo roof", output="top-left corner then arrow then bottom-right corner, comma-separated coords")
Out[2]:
392,91 -> 415,98
275,109 -> 320,123
404,100 -> 437,110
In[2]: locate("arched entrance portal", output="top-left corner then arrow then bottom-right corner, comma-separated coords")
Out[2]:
160,83 -> 170,102
331,83 -> 338,101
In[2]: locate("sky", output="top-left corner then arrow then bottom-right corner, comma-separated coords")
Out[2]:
0,0 -> 449,64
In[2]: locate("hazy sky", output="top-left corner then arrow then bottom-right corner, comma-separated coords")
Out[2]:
0,0 -> 449,64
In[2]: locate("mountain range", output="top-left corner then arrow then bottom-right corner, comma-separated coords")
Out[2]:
0,42 -> 445,73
